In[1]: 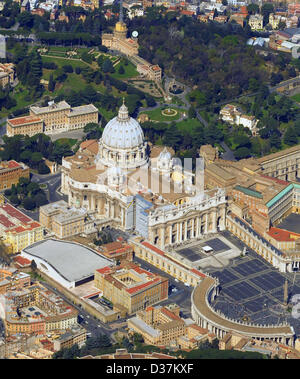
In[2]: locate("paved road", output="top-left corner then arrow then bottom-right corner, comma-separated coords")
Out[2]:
31,171 -> 66,203
133,256 -> 193,317
220,141 -> 236,161
41,281 -> 116,340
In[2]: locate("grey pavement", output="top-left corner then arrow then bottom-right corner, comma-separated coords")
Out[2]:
133,256 -> 193,317
49,129 -> 86,142
206,231 -> 300,337
41,281 -> 115,340
220,141 -> 236,161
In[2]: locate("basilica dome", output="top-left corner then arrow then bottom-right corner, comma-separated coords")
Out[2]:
101,103 -> 145,149
97,101 -> 148,170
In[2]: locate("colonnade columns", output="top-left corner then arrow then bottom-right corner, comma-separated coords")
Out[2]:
205,213 -> 208,233
184,221 -> 187,240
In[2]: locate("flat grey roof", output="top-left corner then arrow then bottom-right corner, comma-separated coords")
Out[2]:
129,316 -> 160,338
23,239 -> 112,284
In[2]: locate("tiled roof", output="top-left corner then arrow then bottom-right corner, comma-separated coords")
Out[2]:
191,268 -> 206,278
1,204 -> 32,223
267,227 -> 300,242
14,256 -> 31,266
8,116 -> 42,127
125,277 -> 161,294
142,241 -> 165,256
0,214 -> 15,228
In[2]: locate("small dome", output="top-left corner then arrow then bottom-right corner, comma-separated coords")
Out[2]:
159,147 -> 172,161
101,102 -> 145,150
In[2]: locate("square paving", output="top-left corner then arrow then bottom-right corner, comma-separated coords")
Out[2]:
207,246 -> 300,335
204,238 -> 229,252
277,213 -> 300,234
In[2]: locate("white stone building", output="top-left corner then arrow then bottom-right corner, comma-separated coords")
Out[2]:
61,102 -> 227,250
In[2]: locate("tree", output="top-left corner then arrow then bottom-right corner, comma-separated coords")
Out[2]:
34,193 -> 48,207
30,152 -> 43,167
62,64 -> 73,73
284,127 -> 298,146
145,95 -> 156,107
234,146 -> 251,160
30,259 -> 37,272
82,85 -> 98,103
18,11 -> 34,29
48,74 -> 55,92
102,58 -> 115,73
118,65 -> 125,75
23,197 -> 36,210
188,106 -> 197,119
38,161 -> 51,175
294,121 -> 300,137
30,50 -> 43,80
10,194 -> 20,206
163,126 -> 182,152
269,133 -> 282,149
20,150 -> 32,163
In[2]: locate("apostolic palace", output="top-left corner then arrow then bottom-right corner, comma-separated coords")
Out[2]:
61,102 -> 227,249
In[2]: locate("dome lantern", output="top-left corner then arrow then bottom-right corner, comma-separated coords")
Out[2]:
118,98 -> 129,121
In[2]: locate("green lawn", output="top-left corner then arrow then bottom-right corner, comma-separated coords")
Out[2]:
139,107 -> 184,122
111,61 -> 139,80
176,117 -> 201,132
41,55 -> 88,70
0,85 -> 33,118
291,93 -> 300,103
55,138 -> 77,148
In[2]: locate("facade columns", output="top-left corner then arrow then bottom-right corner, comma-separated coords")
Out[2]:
179,222 -> 183,242
205,213 -> 208,234
191,218 -> 195,239
161,226 -> 165,249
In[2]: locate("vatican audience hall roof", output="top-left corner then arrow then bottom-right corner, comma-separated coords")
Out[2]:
22,239 -> 112,286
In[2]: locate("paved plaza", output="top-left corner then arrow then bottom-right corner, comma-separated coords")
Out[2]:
206,248 -> 300,336
175,235 -> 241,270
277,213 -> 300,234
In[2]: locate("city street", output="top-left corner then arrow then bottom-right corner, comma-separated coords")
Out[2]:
41,281 -> 117,341
133,256 -> 193,318
31,171 -> 66,203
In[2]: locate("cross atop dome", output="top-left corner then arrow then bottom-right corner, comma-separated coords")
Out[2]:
118,99 -> 129,121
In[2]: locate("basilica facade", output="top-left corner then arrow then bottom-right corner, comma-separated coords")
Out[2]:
61,102 -> 227,249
